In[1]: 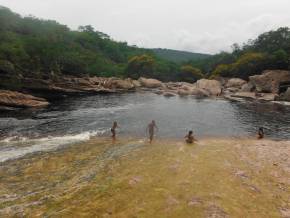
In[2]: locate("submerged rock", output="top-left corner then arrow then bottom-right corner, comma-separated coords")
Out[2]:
230,92 -> 277,101
163,92 -> 176,97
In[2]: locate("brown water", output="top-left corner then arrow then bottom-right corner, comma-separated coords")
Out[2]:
0,137 -> 289,217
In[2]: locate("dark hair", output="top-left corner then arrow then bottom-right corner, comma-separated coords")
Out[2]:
259,127 -> 264,132
189,130 -> 193,134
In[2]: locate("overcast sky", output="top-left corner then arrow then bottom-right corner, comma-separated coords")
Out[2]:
1,0 -> 290,54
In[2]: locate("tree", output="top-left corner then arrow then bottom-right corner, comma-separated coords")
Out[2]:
126,54 -> 155,79
179,65 -> 204,82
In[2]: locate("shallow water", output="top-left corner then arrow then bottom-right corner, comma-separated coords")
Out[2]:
0,92 -> 290,162
0,138 -> 289,217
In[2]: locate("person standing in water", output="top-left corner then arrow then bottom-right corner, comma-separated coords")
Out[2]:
146,120 -> 158,144
257,127 -> 264,139
185,130 -> 196,144
111,121 -> 119,141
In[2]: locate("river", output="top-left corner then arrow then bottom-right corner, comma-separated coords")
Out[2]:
0,92 -> 290,163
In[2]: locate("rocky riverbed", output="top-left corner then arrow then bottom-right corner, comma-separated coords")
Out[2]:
0,137 -> 289,217
1,70 -> 290,110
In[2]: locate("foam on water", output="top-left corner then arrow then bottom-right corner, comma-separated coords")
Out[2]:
0,129 -> 106,163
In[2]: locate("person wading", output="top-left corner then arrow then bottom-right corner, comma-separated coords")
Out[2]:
184,130 -> 196,144
111,121 -> 119,141
257,127 -> 264,139
146,120 -> 158,144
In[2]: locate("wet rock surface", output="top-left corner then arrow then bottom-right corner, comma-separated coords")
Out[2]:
0,90 -> 49,108
0,138 -> 289,217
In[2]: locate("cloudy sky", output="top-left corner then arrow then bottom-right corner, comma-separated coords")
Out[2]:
1,0 -> 290,54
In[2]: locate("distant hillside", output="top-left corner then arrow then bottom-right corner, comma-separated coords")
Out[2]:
152,48 -> 211,63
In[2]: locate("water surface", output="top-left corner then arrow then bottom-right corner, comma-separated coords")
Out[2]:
0,92 -> 290,162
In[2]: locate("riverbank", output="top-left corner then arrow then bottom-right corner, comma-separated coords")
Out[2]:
1,69 -> 290,110
0,137 -> 289,217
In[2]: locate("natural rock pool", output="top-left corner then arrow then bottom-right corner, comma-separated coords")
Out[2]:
0,92 -> 289,217
0,92 -> 290,162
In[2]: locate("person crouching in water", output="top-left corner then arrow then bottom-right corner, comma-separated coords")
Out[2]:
146,120 -> 158,144
257,127 -> 264,139
111,121 -> 119,141
185,130 -> 196,144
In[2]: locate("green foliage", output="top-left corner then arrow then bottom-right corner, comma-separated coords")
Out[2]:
126,54 -> 155,79
1,6 -> 289,83
189,27 -> 290,79
179,65 -> 204,82
211,52 -> 270,79
0,60 -> 15,74
0,6 -> 185,82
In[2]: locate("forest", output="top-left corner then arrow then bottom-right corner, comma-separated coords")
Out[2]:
0,6 -> 290,84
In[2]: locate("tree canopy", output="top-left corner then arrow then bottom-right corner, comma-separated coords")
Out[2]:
0,6 -> 290,85
189,27 -> 290,79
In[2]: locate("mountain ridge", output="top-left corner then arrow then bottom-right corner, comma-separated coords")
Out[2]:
151,48 -> 211,63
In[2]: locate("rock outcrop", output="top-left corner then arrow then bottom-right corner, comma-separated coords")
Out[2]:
225,78 -> 247,88
241,82 -> 255,92
195,79 -> 222,96
132,80 -> 141,88
0,90 -> 49,108
249,70 -> 290,93
278,87 -> 290,102
138,77 -> 163,88
227,92 -> 277,102
110,79 -> 135,90
191,88 -> 210,98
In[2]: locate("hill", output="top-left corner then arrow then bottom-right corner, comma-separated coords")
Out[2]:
0,6 -> 182,85
152,48 -> 211,63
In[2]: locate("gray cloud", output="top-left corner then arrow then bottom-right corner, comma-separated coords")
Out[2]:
1,0 -> 290,54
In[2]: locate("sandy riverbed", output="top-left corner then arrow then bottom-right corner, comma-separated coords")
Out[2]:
0,137 -> 289,217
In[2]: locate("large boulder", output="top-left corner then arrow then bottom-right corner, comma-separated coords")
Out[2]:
132,80 -> 141,88
0,90 -> 49,108
241,82 -> 255,92
177,89 -> 191,96
225,78 -> 247,88
195,79 -> 222,96
138,77 -> 163,88
279,87 -> 290,102
111,79 -> 134,90
191,87 -> 210,98
249,70 -> 290,93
